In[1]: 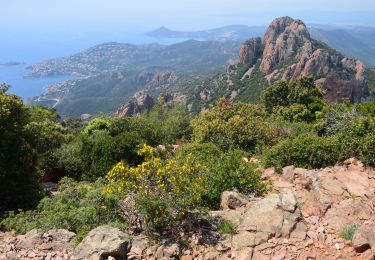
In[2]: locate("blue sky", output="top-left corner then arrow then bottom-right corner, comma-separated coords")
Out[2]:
1,0 -> 374,62
2,0 -> 375,30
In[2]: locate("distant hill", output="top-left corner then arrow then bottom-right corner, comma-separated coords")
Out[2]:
146,25 -> 266,42
31,21 -> 375,118
30,40 -> 242,117
310,27 -> 375,66
117,17 -> 372,116
147,24 -> 375,67
27,40 -> 241,78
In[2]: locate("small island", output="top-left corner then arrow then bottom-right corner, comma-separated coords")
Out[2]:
0,61 -> 23,67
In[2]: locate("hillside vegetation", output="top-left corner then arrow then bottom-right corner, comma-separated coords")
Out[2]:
2,76 -> 375,243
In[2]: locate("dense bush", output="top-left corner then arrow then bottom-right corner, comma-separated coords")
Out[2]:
264,134 -> 343,170
1,177 -> 125,242
191,100 -> 277,152
40,142 -> 84,180
176,143 -> 268,209
0,85 -> 43,211
78,131 -> 144,181
262,77 -> 325,122
141,101 -> 192,144
105,144 -> 206,231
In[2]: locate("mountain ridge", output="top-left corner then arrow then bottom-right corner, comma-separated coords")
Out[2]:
116,16 -> 371,117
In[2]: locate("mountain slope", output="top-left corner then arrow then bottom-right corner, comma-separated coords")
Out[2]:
31,40 -> 241,117
117,17 -> 370,116
310,28 -> 375,66
27,40 -> 241,78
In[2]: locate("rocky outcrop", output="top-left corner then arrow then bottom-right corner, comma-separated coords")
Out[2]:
0,229 -> 75,259
238,16 -> 368,103
116,91 -> 187,118
238,37 -> 263,66
115,92 -> 155,117
3,158 -> 375,259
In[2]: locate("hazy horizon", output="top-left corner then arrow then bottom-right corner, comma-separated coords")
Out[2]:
1,0 -> 375,62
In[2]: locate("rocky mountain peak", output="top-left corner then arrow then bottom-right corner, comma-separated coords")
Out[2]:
261,16 -> 312,74
238,16 -> 367,103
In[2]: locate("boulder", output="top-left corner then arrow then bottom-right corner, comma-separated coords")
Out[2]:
210,210 -> 243,226
282,166 -> 295,181
279,188 -> 297,212
72,226 -> 131,260
238,194 -> 284,234
221,191 -> 248,209
352,225 -> 375,253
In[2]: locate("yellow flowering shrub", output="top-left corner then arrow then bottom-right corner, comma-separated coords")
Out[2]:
105,144 -> 206,230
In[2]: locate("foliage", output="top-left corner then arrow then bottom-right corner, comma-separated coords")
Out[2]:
339,224 -> 360,241
82,116 -> 114,137
314,102 -> 363,136
105,144 -> 206,231
79,131 -> 144,181
0,85 -> 43,211
141,100 -> 192,144
217,220 -> 238,235
26,106 -> 71,154
40,142 -> 84,180
264,134 -> 343,170
191,100 -> 277,152
262,77 -> 325,122
176,143 -> 268,209
1,177 -> 125,242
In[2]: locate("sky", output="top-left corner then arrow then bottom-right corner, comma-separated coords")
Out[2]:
2,0 -> 375,30
1,0 -> 375,61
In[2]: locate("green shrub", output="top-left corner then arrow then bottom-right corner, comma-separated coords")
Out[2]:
0,85 -> 43,211
1,177 -> 125,242
358,134 -> 375,166
264,134 -> 343,170
339,224 -> 359,241
262,77 -> 324,122
105,144 -> 206,232
40,142 -> 84,180
176,143 -> 268,209
78,131 -> 144,181
191,100 -> 277,152
217,220 -> 238,235
141,101 -> 192,144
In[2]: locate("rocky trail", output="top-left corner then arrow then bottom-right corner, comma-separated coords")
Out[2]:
1,158 -> 375,259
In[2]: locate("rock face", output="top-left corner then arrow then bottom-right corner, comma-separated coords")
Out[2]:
72,226 -> 131,260
238,37 -> 263,66
115,92 -> 155,117
239,16 -> 367,103
116,91 -> 187,117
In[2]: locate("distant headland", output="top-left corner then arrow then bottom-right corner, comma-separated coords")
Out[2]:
0,61 -> 23,67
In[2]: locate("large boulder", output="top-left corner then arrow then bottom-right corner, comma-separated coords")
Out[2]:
72,226 -> 131,260
352,225 -> 375,253
220,191 -> 248,209
238,191 -> 301,238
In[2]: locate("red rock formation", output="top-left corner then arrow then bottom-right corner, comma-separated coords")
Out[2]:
238,16 -> 367,103
238,37 -> 263,65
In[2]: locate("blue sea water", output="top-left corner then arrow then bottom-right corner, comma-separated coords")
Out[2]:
0,29 -> 185,101
0,64 -> 74,101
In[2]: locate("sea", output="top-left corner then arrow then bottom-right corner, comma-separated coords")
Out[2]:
0,29 -> 184,101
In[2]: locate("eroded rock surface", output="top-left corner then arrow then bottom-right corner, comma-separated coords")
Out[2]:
239,16 -> 367,103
